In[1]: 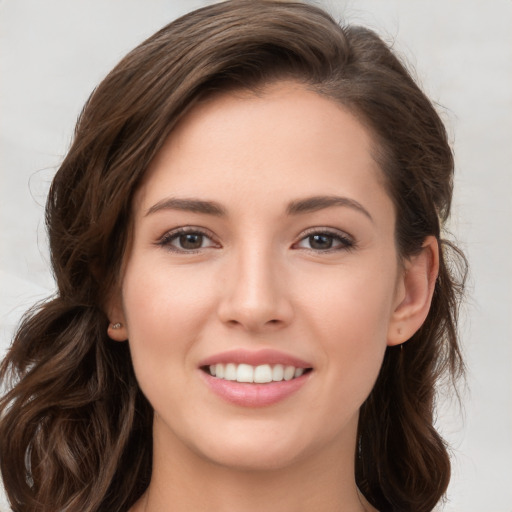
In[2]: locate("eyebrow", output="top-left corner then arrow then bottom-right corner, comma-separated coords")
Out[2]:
145,197 -> 227,217
286,195 -> 374,222
145,195 -> 373,222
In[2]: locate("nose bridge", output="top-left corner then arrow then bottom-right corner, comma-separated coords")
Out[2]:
218,237 -> 292,331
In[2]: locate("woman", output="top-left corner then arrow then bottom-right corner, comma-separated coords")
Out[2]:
0,1 -> 466,511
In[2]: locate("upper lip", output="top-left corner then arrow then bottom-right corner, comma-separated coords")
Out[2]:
198,349 -> 313,369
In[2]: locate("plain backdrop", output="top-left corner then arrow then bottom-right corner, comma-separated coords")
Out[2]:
1,1 -> 511,511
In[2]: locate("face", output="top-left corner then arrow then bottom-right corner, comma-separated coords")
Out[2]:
112,82 -> 407,472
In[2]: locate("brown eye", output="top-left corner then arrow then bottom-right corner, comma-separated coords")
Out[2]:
308,234 -> 334,250
158,229 -> 218,253
178,233 -> 204,250
295,230 -> 354,252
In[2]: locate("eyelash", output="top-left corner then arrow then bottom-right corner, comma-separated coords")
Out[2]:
156,227 -> 355,254
156,227 -> 219,253
294,228 -> 355,253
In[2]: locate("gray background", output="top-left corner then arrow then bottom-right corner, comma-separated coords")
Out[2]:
1,1 -> 511,510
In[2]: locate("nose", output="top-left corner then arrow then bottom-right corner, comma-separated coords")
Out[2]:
217,245 -> 294,333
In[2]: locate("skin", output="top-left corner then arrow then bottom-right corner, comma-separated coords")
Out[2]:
108,81 -> 438,512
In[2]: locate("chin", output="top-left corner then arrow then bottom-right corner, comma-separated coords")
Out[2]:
202,445 -> 304,473
187,423 -> 328,474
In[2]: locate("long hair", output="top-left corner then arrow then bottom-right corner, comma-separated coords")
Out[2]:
0,2 -> 466,511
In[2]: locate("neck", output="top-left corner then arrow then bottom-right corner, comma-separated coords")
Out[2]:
132,417 -> 375,512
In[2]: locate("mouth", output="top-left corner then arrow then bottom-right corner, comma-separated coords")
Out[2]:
201,363 -> 313,384
198,349 -> 314,406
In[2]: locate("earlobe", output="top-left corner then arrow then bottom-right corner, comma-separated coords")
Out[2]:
105,292 -> 129,342
107,321 -> 128,342
387,236 -> 439,346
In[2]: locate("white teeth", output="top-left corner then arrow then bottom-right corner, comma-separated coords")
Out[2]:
283,365 -> 295,381
225,363 -> 237,381
272,364 -> 284,381
207,363 -> 308,383
254,364 -> 272,383
236,363 -> 254,383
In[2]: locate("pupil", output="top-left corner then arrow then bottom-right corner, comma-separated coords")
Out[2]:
180,233 -> 202,249
310,234 -> 332,249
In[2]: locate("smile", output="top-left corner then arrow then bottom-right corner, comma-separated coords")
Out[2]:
206,363 -> 310,383
199,350 -> 314,407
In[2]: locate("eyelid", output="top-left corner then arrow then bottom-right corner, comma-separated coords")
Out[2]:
155,225 -> 355,253
293,227 -> 355,251
156,226 -> 220,253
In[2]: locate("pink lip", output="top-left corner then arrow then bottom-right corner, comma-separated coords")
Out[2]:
198,349 -> 313,407
198,349 -> 312,368
200,371 -> 311,407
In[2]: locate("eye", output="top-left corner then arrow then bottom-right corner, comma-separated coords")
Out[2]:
157,228 -> 218,253
294,229 -> 354,252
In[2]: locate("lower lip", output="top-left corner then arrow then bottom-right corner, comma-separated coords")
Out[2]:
200,371 -> 311,407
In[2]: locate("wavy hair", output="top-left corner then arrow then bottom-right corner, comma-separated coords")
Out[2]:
0,2 -> 466,511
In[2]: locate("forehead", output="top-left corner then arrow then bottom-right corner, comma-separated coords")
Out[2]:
135,81 -> 391,222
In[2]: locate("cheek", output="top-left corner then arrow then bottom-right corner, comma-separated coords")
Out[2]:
120,260 -> 216,384
298,264 -> 396,398
299,259 -> 397,341
123,257 -> 214,328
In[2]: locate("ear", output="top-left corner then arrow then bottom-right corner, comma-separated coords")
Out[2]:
387,236 -> 439,346
105,290 -> 129,342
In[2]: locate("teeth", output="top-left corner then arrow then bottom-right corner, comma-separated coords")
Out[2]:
254,364 -> 272,383
225,363 -> 237,381
272,364 -> 284,381
236,364 -> 254,383
207,363 -> 308,383
283,365 -> 295,381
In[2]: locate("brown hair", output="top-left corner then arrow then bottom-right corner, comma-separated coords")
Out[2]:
0,2 -> 466,511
